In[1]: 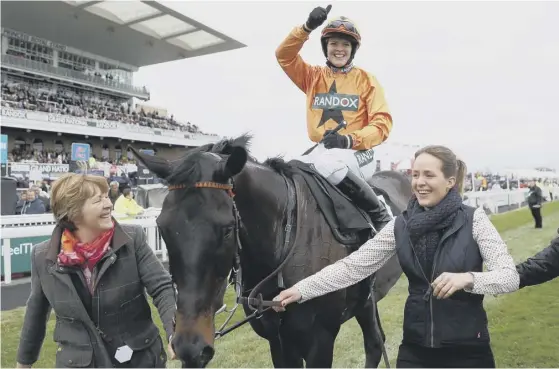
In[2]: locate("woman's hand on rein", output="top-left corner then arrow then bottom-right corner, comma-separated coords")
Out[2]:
431,272 -> 474,299
272,287 -> 303,312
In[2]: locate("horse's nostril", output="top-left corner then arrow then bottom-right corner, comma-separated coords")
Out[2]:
199,345 -> 215,367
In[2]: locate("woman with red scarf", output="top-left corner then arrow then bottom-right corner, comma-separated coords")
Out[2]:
16,173 -> 176,368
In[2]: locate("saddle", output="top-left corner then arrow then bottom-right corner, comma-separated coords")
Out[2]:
287,160 -> 376,248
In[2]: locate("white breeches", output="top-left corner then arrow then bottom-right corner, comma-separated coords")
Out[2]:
293,144 -> 377,185
293,144 -> 393,218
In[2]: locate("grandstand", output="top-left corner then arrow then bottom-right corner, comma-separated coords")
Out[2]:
0,0 -> 246,181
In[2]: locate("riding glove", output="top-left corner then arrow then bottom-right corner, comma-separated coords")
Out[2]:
322,130 -> 353,149
304,4 -> 332,32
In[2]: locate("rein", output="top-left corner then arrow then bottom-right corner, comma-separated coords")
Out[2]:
166,179 -> 390,368
167,180 -> 284,339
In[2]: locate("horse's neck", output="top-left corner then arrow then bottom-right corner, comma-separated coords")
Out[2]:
233,164 -> 288,266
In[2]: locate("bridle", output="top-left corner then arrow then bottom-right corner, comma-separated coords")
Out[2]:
166,179 -> 391,369
167,180 -> 286,340
168,181 -> 235,196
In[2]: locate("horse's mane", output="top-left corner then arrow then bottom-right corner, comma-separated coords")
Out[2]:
209,133 -> 298,173
263,157 -> 296,178
210,133 -> 253,157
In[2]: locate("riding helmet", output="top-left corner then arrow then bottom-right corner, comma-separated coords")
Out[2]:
320,16 -> 362,63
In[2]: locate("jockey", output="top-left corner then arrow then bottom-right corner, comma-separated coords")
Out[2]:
276,4 -> 393,232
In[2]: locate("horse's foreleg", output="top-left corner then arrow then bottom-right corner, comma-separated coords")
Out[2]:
267,335 -> 304,368
297,324 -> 338,368
355,301 -> 386,368
246,309 -> 303,368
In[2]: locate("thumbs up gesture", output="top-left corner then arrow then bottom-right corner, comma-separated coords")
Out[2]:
305,4 -> 332,31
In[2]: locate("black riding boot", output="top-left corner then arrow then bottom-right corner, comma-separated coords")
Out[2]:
336,171 -> 393,232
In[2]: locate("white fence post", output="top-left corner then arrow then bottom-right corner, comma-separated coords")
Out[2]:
2,238 -> 12,284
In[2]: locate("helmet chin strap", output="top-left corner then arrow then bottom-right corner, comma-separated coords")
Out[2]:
326,60 -> 354,73
326,49 -> 356,72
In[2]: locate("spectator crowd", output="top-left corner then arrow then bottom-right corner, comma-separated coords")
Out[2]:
9,148 -> 69,164
5,45 -> 140,89
1,74 -> 215,135
466,172 -> 558,197
7,148 -> 134,167
14,168 -> 143,216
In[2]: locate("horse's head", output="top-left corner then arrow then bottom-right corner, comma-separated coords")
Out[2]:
129,137 -> 249,368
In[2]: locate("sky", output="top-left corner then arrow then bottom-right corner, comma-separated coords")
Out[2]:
133,0 -> 559,173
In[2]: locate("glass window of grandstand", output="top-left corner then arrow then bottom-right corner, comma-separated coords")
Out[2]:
32,138 -> 43,152
102,144 -> 110,161
54,140 -> 64,153
13,138 -> 26,150
99,62 -> 132,85
58,52 -> 96,75
114,145 -> 122,162
11,137 -> 29,162
6,37 -> 54,65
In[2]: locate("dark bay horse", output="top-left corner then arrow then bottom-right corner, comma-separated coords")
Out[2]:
130,135 -> 412,368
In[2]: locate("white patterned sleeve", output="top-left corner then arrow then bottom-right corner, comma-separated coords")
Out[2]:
465,207 -> 520,294
294,219 -> 397,302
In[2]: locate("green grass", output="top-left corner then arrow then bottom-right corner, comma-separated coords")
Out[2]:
489,200 -> 559,232
2,203 -> 558,368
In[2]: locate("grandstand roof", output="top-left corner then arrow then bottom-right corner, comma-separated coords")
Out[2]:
1,1 -> 247,68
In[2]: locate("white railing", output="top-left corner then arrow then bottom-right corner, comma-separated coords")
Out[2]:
463,187 -> 559,214
463,188 -> 529,214
2,189 -> 556,285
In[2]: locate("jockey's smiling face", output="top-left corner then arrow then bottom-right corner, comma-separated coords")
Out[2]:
412,153 -> 456,208
326,37 -> 352,67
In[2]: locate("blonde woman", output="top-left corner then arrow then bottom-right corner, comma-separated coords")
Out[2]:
16,173 -> 176,368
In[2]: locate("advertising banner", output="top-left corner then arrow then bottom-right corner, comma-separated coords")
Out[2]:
1,236 -> 50,276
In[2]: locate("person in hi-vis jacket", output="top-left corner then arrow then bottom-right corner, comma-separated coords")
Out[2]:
276,4 -> 393,232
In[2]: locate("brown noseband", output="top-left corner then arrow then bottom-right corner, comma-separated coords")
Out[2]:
168,181 -> 235,197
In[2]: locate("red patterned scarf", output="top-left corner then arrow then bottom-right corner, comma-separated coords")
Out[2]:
58,224 -> 115,293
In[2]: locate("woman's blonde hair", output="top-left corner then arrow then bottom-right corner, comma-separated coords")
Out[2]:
414,145 -> 467,194
50,172 -> 109,228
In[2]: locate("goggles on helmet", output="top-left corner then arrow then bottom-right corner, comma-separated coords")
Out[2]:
322,17 -> 361,44
326,20 -> 358,34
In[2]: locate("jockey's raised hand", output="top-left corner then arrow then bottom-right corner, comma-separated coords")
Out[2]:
304,4 -> 332,32
322,129 -> 352,149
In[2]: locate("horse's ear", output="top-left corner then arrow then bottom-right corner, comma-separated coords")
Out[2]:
219,146 -> 247,179
128,145 -> 171,179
